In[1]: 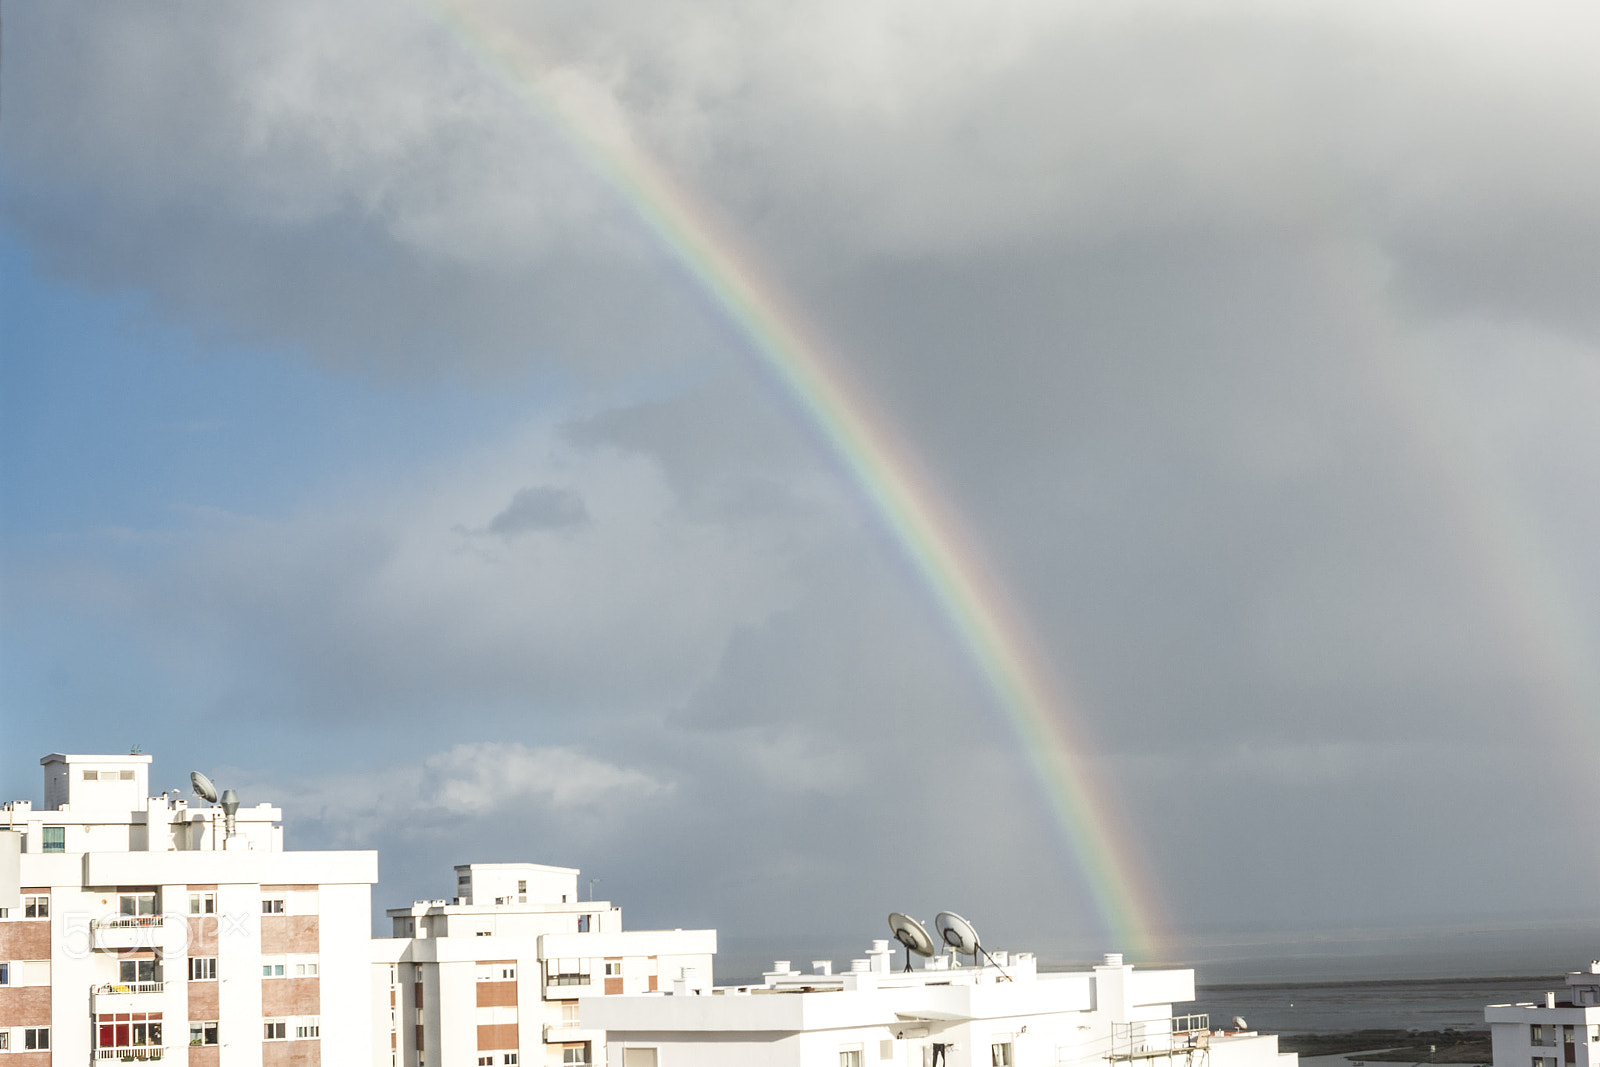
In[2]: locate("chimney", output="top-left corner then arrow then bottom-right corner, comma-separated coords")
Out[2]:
869,940 -> 894,974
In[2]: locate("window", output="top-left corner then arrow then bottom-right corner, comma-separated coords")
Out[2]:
189,957 -> 217,980
84,770 -> 98,780
42,826 -> 65,853
263,898 -> 285,914
294,961 -> 319,976
622,1052 -> 656,1067
561,1048 -> 586,1065
0,1032 -> 7,1050
24,1028 -> 49,1051
120,959 -> 158,984
577,914 -> 590,932
264,1020 -> 288,1041
0,963 -> 8,985
840,1051 -> 862,1067
121,893 -> 158,916
517,879 -> 527,903
992,1042 -> 1014,1066
505,1055 -> 518,1065
882,1040 -> 896,1060
604,961 -> 622,976
561,1002 -> 580,1024
295,1018 -> 320,1039
501,966 -> 516,980
189,1022 -> 219,1046
24,894 -> 49,918
263,961 -> 286,977
548,961 -> 590,986
189,892 -> 215,914
479,1058 -> 494,1066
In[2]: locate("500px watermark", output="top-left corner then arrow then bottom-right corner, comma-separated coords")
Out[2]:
55,912 -> 255,960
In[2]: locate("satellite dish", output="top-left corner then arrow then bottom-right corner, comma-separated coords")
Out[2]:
934,911 -> 980,958
1232,1017 -> 1248,1032
191,771 -> 219,804
888,913 -> 935,971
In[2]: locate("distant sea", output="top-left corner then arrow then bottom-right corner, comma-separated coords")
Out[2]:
1193,975 -> 1558,1035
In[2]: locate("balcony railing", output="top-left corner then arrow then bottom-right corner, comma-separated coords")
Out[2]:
95,1048 -> 165,1060
96,982 -> 166,995
92,917 -> 165,929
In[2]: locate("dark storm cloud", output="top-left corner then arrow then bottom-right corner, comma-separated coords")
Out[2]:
484,486 -> 590,537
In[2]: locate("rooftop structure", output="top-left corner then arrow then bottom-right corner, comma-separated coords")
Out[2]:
10,753 -> 283,855
1487,964 -> 1600,1067
585,942 -> 1297,1067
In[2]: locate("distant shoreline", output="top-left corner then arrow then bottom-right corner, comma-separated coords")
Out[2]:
1197,974 -> 1557,991
1279,1029 -> 1491,1064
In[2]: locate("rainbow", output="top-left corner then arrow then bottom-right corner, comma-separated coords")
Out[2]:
421,0 -> 1164,956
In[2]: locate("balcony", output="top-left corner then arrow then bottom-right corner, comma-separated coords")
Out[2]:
91,917 -> 166,952
94,1048 -> 165,1061
92,982 -> 167,1013
543,1022 -> 601,1044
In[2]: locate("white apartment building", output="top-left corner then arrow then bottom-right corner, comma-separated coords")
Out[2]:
370,863 -> 715,1067
584,944 -> 1298,1067
0,752 -> 378,1067
1488,965 -> 1600,1067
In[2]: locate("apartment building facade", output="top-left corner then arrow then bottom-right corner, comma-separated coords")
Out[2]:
0,753 -> 378,1067
371,864 -> 715,1067
1488,966 -> 1600,1067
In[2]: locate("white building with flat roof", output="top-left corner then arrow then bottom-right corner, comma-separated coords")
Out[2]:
371,863 -> 715,1067
1487,965 -> 1600,1067
1,752 -> 378,1067
584,943 -> 1298,1067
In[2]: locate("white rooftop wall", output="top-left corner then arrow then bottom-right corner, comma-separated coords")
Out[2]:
457,862 -> 579,905
41,752 -> 151,811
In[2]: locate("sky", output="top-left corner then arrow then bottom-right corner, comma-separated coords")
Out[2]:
4,1 -> 1600,982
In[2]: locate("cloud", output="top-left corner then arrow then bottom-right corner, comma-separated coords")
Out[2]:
324,741 -> 661,821
9,0 -> 1600,957
479,486 -> 590,537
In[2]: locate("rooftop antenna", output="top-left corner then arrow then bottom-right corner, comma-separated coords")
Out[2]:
888,913 -> 936,972
588,876 -> 600,901
934,911 -> 1011,981
190,771 -> 219,804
